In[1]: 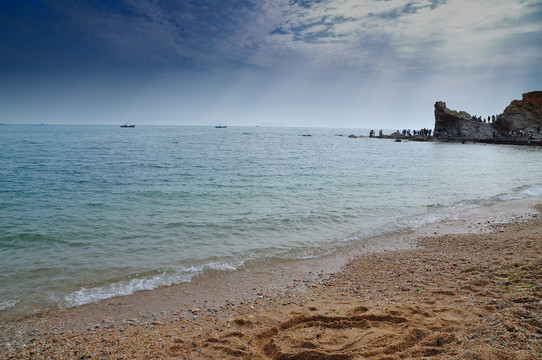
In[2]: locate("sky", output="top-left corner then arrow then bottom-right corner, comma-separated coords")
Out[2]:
1,0 -> 541,129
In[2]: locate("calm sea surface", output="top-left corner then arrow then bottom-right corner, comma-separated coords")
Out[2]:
1,125 -> 541,319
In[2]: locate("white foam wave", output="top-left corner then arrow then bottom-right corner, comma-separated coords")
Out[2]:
499,185 -> 542,201
0,299 -> 18,311
396,203 -> 476,231
63,262 -> 240,308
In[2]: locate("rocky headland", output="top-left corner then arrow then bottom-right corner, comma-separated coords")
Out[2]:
339,91 -> 542,145
433,91 -> 542,144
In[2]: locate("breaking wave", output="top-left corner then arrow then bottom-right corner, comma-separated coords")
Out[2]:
499,185 -> 542,201
62,262 -> 239,308
0,299 -> 19,312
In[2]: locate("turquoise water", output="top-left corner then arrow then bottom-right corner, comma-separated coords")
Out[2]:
1,124 -> 541,319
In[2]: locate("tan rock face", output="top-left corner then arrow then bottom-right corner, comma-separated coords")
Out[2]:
497,91 -> 542,132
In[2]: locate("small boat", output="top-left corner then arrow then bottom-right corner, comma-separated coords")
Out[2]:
215,125 -> 227,128
120,124 -> 135,128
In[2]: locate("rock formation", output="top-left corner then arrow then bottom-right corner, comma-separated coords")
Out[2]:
433,101 -> 495,138
434,91 -> 542,139
497,91 -> 542,133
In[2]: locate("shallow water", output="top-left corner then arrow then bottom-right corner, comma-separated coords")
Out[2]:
1,125 -> 541,319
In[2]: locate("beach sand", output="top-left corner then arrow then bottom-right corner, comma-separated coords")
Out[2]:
1,203 -> 541,359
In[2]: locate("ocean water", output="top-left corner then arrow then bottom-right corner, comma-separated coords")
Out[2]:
1,124 -> 541,319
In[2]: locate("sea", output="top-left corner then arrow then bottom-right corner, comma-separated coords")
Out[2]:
1,124 -> 542,320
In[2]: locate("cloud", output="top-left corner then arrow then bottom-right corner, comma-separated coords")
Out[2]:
1,0 -> 540,126
255,0 -> 541,78
14,0 -> 537,80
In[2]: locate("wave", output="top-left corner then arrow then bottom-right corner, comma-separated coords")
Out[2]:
0,299 -> 18,311
396,203 -> 477,231
62,261 -> 240,308
498,184 -> 542,201
396,184 -> 542,232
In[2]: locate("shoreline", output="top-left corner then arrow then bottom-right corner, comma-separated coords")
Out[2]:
2,197 -> 542,359
2,197 -> 537,325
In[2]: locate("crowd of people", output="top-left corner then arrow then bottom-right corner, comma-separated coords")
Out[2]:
403,128 -> 432,137
472,114 -> 500,123
368,128 -> 433,138
495,129 -> 537,139
367,124 -> 541,141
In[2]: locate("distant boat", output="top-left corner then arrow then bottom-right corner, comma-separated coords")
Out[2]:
215,125 -> 227,128
120,124 -> 135,128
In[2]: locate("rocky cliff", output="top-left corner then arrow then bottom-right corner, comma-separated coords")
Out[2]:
434,91 -> 542,139
433,101 -> 495,138
497,91 -> 542,133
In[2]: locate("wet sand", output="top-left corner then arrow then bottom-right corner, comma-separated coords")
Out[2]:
1,199 -> 541,359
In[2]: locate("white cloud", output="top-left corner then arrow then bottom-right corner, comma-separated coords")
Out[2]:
249,0 -> 540,80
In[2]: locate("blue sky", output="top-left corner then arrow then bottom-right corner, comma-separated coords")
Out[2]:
1,0 -> 541,128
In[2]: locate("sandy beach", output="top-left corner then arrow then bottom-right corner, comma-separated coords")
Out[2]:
2,201 -> 541,359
